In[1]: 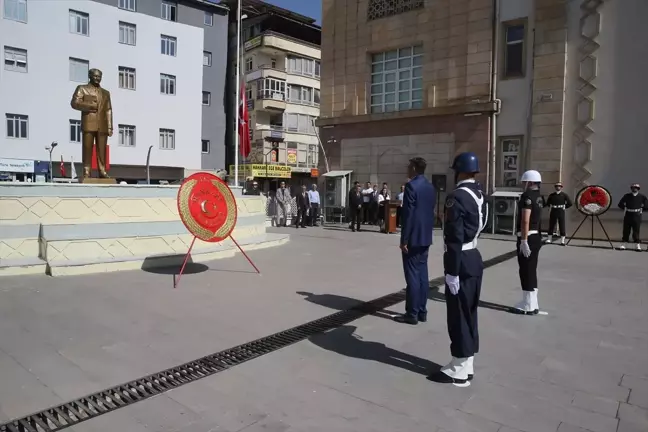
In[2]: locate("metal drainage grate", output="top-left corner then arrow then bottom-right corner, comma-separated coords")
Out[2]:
0,250 -> 517,432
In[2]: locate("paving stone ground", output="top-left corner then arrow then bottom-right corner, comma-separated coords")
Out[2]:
0,226 -> 646,432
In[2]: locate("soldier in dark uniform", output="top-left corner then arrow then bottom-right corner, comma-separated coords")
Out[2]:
545,182 -> 572,245
427,152 -> 487,388
513,170 -> 544,315
618,183 -> 648,251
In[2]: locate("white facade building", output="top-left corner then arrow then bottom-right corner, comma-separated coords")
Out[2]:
0,0 -> 205,180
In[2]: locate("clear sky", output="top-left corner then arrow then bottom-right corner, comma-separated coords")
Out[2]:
263,0 -> 322,24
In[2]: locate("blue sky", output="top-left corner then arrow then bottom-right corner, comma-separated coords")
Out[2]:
263,0 -> 321,24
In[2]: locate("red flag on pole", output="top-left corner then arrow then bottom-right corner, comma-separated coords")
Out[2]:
238,83 -> 251,159
60,155 -> 67,178
91,144 -> 110,171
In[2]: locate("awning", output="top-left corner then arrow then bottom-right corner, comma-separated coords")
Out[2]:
322,170 -> 353,177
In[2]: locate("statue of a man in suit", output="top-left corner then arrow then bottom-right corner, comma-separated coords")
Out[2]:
70,68 -> 113,179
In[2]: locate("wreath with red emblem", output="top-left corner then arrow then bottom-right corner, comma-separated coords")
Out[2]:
576,185 -> 612,216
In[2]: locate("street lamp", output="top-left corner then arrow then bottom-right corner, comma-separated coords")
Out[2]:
45,141 -> 58,182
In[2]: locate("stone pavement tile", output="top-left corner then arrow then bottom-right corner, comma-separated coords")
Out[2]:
484,372 -> 575,406
497,428 -> 524,432
539,368 -> 629,402
628,387 -> 648,410
70,405 -> 151,432
618,403 -> 648,428
0,349 -> 62,420
571,391 -> 619,417
617,419 -> 647,432
556,423 -> 590,432
622,375 -> 648,391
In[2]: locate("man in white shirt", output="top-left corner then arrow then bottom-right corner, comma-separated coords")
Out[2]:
307,184 -> 321,226
361,181 -> 373,224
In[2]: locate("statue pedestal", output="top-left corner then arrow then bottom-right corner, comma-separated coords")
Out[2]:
80,177 -> 117,185
0,183 -> 288,276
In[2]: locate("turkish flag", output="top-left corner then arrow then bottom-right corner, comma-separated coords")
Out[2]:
60,155 -> 66,178
238,83 -> 251,159
91,144 -> 110,171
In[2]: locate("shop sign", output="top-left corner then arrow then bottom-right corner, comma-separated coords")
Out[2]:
229,164 -> 292,179
0,158 -> 34,174
244,36 -> 262,51
287,149 -> 297,164
310,168 -> 319,177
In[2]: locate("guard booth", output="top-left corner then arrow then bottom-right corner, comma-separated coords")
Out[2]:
322,170 -> 352,224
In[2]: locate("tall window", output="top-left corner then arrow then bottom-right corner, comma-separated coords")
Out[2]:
287,56 -> 319,77
370,45 -> 423,113
3,0 -> 27,23
284,113 -> 315,134
6,114 -> 28,139
69,10 -> 89,36
161,1 -> 176,21
257,78 -> 285,100
503,22 -> 526,78
204,11 -> 213,26
69,120 -> 82,143
315,61 -> 321,77
499,136 -> 522,187
119,22 -> 136,45
118,0 -> 136,12
202,91 -> 211,105
159,129 -> 175,150
307,144 -> 318,167
118,66 -> 136,90
160,74 -> 176,95
69,58 -> 89,82
119,125 -> 136,147
161,35 -> 177,56
287,85 -> 317,106
203,51 -> 212,67
202,140 -> 210,153
245,57 -> 253,72
4,46 -> 27,72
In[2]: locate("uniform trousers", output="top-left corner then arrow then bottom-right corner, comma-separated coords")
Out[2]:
516,234 -> 542,291
446,273 -> 482,358
622,213 -> 642,243
402,245 -> 430,319
548,209 -> 566,236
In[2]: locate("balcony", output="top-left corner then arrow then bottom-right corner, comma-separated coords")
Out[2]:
255,90 -> 286,111
253,125 -> 285,142
244,31 -> 321,61
246,64 -> 287,82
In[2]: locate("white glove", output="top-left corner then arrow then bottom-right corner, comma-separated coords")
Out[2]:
519,240 -> 531,258
445,274 -> 460,295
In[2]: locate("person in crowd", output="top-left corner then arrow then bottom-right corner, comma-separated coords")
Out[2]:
295,184 -> 309,229
377,185 -> 390,228
348,184 -> 364,232
395,157 -> 436,325
618,183 -> 648,251
371,183 -> 380,224
348,181 -> 360,229
308,183 -> 321,226
246,180 -> 261,196
362,182 -> 374,224
396,184 -> 405,227
275,181 -> 291,227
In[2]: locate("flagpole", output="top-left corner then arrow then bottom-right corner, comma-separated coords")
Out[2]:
233,0 -> 242,186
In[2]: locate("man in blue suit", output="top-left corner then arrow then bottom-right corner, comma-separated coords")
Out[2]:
395,157 -> 437,325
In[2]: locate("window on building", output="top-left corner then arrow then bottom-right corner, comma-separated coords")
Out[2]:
284,113 -> 315,134
69,57 -> 89,82
69,10 -> 89,36
161,1 -> 176,21
203,51 -> 212,66
202,140 -> 210,153
4,46 -> 27,72
119,21 -> 136,45
245,86 -> 252,101
287,85 -> 317,106
118,66 -> 136,90
202,91 -> 211,105
160,73 -> 176,95
315,61 -> 321,77
314,89 -> 320,105
159,129 -> 175,150
370,45 -> 423,113
245,57 -> 253,72
3,0 -> 27,23
287,56 -> 318,77
118,0 -> 136,11
69,120 -> 81,143
503,22 -> 526,78
161,35 -> 177,56
367,0 -> 424,21
270,58 -> 276,69
307,144 -> 318,167
6,114 -> 28,139
204,11 -> 213,26
257,78 -> 285,100
499,136 -> 522,187
119,124 -> 136,147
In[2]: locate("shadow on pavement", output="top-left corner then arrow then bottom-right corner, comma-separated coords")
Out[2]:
141,261 -> 209,276
428,287 -> 514,314
309,325 -> 440,375
297,291 -> 400,320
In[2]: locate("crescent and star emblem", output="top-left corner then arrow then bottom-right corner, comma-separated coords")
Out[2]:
200,200 -> 218,218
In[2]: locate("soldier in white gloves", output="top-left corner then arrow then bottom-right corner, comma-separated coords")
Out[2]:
514,170 -> 544,315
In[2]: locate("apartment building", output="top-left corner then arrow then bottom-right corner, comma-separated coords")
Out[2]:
0,0 -> 228,182
236,0 -> 321,191
318,0 -> 647,236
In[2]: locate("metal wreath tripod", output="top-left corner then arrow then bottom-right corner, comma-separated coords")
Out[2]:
566,213 -> 614,248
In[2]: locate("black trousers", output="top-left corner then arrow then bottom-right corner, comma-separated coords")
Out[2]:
396,206 -> 402,227
548,209 -> 566,236
362,202 -> 370,223
446,274 -> 482,358
350,207 -> 362,230
622,213 -> 642,242
296,206 -> 307,227
310,203 -> 319,226
516,234 -> 542,291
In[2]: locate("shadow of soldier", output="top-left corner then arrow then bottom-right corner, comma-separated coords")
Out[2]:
297,291 -> 400,321
308,325 -> 440,376
427,286 -> 514,314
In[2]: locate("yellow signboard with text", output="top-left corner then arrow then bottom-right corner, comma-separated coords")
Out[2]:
229,164 -> 292,179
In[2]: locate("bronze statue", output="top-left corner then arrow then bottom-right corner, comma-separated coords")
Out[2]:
70,68 -> 113,178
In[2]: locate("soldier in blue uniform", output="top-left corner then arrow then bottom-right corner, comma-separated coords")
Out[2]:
427,152 -> 487,387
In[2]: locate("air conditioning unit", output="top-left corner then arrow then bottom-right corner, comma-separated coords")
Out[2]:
494,198 -> 515,216
489,191 -> 523,235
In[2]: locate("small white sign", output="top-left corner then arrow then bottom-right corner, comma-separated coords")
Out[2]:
0,158 -> 34,174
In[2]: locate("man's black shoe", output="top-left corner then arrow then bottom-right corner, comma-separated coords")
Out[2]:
418,313 -> 427,322
394,315 -> 418,325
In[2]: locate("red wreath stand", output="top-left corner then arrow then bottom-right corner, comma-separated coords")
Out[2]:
174,172 -> 260,288
566,185 -> 614,248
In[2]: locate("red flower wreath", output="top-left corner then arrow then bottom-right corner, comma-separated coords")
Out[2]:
577,185 -> 611,216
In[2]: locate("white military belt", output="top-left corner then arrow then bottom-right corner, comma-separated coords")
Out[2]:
626,208 -> 642,213
551,205 -> 565,209
517,230 -> 539,237
456,186 -> 487,252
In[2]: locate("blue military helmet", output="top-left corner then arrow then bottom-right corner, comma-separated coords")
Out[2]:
451,152 -> 480,173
